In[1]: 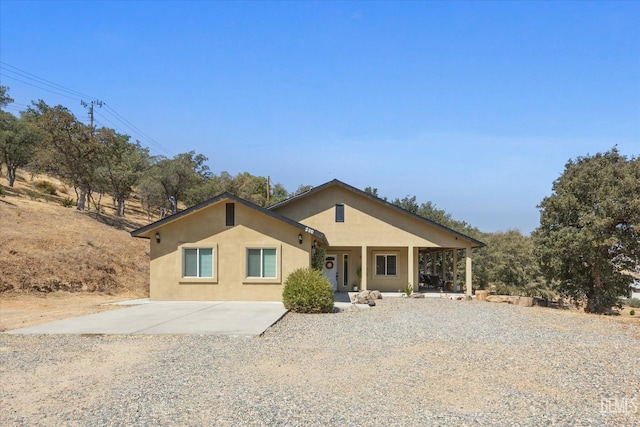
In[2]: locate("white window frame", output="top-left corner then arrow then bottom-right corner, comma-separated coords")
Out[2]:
375,254 -> 397,277
178,243 -> 218,284
183,247 -> 214,278
246,248 -> 278,279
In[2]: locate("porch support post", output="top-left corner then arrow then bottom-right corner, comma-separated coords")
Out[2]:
431,253 -> 436,275
408,246 -> 416,292
422,251 -> 427,277
466,247 -> 473,296
452,249 -> 458,290
361,246 -> 368,291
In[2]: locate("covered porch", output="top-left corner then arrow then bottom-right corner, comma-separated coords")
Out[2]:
320,245 -> 475,297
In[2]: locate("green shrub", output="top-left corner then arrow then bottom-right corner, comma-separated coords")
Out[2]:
404,282 -> 413,296
628,298 -> 640,308
61,197 -> 74,208
36,180 -> 57,195
311,247 -> 326,271
630,309 -> 636,316
282,267 -> 334,313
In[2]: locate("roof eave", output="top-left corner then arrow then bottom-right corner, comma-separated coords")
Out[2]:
130,192 -> 328,244
269,179 -> 486,248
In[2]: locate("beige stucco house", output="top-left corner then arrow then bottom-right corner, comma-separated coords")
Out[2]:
131,179 -> 485,301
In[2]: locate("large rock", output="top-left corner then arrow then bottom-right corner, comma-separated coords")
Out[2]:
354,290 -> 372,304
519,296 -> 534,307
486,295 -> 511,304
369,290 -> 382,300
475,290 -> 489,301
486,295 -> 530,305
508,296 -> 520,305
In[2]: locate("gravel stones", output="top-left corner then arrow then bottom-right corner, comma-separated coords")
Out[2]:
1,298 -> 639,426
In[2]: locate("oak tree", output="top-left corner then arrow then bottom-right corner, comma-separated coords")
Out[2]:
533,148 -> 640,313
0,112 -> 41,186
95,128 -> 150,216
27,101 -> 98,210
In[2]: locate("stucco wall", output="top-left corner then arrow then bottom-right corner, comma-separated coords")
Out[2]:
272,185 -> 465,249
324,247 -> 412,292
149,200 -> 312,301
273,185 -> 475,292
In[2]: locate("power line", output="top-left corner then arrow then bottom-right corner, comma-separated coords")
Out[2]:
94,110 -> 123,131
0,61 -> 174,156
93,118 -> 105,129
0,61 -> 98,100
0,102 -> 30,115
93,109 -> 172,154
2,105 -> 23,114
0,73 -> 83,102
101,104 -> 173,155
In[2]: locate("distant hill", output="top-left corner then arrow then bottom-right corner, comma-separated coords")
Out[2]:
0,169 -> 151,297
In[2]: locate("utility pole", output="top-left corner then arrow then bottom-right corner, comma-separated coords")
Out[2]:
81,99 -> 104,132
266,176 -> 271,202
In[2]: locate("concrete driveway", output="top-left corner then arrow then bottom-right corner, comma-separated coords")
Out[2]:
6,300 -> 287,336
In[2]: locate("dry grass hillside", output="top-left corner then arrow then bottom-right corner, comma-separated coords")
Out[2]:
0,169 -> 153,329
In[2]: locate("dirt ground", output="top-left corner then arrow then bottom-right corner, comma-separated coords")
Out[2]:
1,170 -> 151,331
0,291 -> 141,331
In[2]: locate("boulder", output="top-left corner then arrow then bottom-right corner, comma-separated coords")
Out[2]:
486,295 -> 511,303
486,295 -> 529,305
369,290 -> 382,300
475,290 -> 489,301
508,296 -> 520,305
354,290 -> 373,304
519,296 -> 534,307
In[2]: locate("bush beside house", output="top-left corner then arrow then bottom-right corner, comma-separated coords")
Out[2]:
282,267 -> 334,313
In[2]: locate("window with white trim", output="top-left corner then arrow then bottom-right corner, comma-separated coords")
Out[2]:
247,248 -> 277,278
183,248 -> 213,278
375,254 -> 397,276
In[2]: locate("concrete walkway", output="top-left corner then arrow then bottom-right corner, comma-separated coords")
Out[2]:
6,300 -> 288,336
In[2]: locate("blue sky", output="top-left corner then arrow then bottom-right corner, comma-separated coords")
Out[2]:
1,1 -> 638,234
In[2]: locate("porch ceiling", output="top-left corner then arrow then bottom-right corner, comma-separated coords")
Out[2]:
420,247 -> 468,253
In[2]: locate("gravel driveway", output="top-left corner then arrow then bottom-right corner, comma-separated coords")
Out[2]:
1,298 -> 638,426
